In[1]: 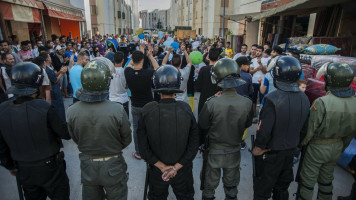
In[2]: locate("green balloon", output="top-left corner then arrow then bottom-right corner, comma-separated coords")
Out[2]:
189,51 -> 203,65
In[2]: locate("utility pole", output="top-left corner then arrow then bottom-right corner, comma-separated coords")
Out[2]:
222,0 -> 225,38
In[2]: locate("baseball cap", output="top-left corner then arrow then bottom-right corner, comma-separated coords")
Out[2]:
235,56 -> 252,66
55,45 -> 62,51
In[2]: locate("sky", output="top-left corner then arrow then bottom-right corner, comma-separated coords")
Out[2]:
138,0 -> 171,11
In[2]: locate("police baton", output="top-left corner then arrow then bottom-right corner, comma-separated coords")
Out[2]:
143,163 -> 149,200
251,135 -> 256,177
13,169 -> 24,200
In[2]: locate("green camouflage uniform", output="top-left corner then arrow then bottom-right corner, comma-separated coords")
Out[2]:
299,92 -> 356,200
199,90 -> 253,200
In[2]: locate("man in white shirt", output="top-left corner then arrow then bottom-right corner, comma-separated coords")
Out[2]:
250,45 -> 268,120
109,51 -> 130,116
162,45 -> 192,104
0,53 -> 15,99
233,44 -> 248,60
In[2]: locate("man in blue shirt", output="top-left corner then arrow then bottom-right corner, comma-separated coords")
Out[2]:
235,56 -> 254,99
69,52 -> 89,103
234,56 -> 254,149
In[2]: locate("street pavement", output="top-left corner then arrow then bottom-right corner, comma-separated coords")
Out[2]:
0,94 -> 354,200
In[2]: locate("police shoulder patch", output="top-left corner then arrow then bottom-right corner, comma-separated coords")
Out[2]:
312,104 -> 317,111
205,95 -> 216,103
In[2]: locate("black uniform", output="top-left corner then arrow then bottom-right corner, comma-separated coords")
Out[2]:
254,89 -> 309,200
0,97 -> 71,200
137,99 -> 200,200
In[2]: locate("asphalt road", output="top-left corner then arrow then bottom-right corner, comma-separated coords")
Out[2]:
0,95 -> 353,200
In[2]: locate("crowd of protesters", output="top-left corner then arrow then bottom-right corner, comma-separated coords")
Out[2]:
0,31 -> 355,200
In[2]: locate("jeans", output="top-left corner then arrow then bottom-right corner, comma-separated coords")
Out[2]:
60,74 -> 68,89
252,83 -> 263,104
131,106 -> 143,156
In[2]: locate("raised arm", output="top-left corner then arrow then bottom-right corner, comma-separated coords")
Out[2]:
162,46 -> 173,66
182,45 -> 192,66
147,45 -> 159,70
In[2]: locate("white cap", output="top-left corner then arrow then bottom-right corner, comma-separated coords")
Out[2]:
55,45 -> 62,51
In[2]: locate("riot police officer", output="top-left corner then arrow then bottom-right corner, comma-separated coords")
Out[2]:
0,62 -> 71,199
66,59 -> 132,200
297,63 -> 356,200
199,58 -> 254,200
252,56 -> 309,200
137,65 -> 199,200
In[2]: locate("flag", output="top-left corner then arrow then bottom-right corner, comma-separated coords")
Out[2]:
107,39 -> 119,52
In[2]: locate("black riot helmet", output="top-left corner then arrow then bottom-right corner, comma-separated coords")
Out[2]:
324,62 -> 355,97
270,56 -> 302,92
153,65 -> 183,94
7,62 -> 43,95
211,58 -> 245,88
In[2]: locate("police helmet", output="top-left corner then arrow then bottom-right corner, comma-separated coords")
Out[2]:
7,62 -> 43,95
153,65 -> 183,94
211,58 -> 245,88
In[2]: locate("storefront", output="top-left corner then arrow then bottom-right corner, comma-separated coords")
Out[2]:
42,0 -> 84,42
0,0 -> 44,42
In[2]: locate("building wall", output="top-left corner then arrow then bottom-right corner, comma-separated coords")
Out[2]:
261,0 -> 295,12
131,0 -> 139,32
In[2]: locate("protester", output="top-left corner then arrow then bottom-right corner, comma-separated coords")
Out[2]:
0,53 -> 15,100
69,52 -> 90,103
0,40 -> 22,64
162,45 -> 192,103
233,44 -> 248,60
18,41 -> 34,61
235,56 -> 254,150
33,56 -> 51,103
250,46 -> 268,121
10,35 -> 20,53
195,48 -> 221,114
51,45 -> 70,98
225,42 -> 233,58
125,44 -> 159,160
109,51 -> 130,116
40,52 -> 67,122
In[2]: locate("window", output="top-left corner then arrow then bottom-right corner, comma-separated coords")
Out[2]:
122,12 -> 125,19
90,5 -> 97,15
118,11 -> 121,18
118,28 -> 121,35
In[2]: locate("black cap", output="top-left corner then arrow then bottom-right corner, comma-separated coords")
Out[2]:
235,56 -> 252,66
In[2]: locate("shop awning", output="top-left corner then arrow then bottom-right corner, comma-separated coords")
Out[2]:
0,1 -> 43,23
225,12 -> 261,22
42,0 -> 84,21
252,0 -> 352,20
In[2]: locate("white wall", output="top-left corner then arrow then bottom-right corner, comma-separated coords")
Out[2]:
104,0 -> 115,34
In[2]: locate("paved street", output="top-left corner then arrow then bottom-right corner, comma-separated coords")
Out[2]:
0,95 -> 354,200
